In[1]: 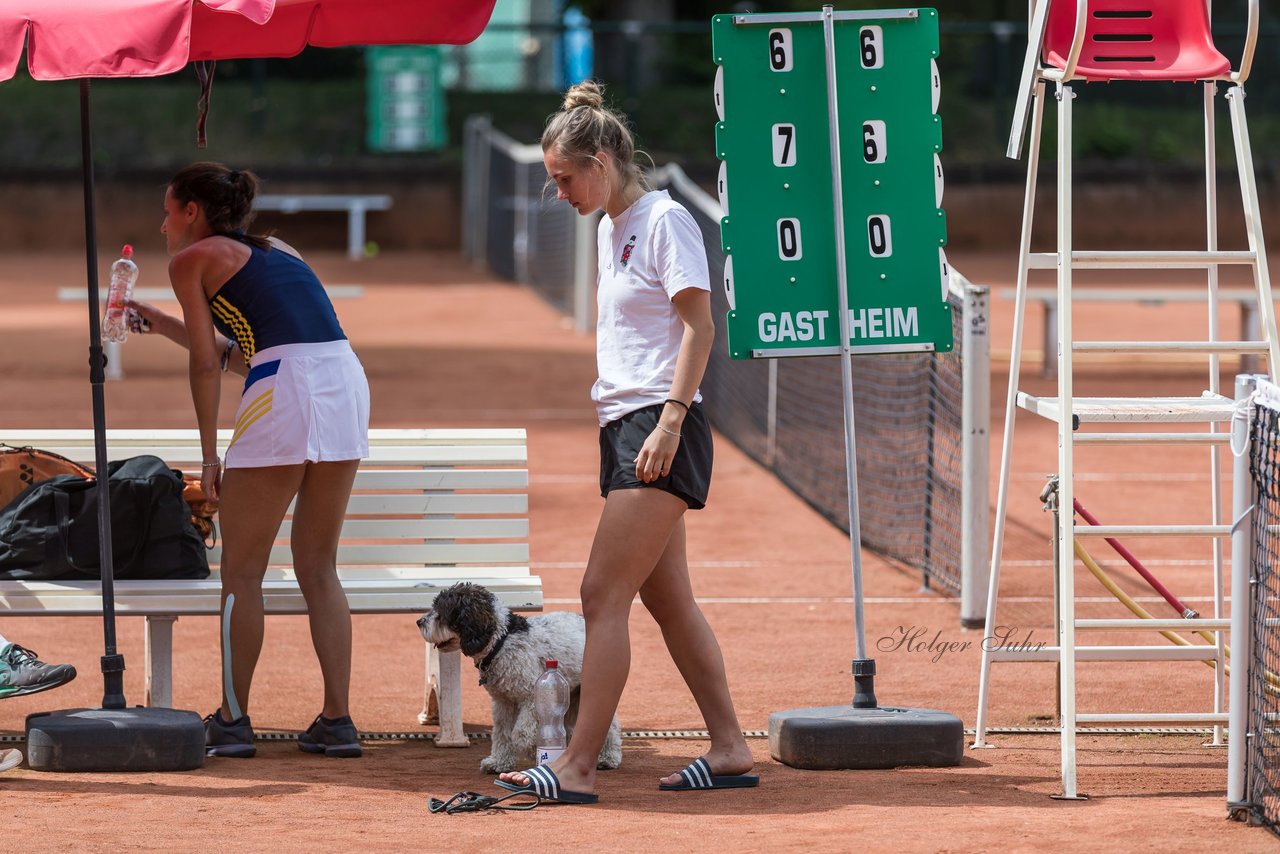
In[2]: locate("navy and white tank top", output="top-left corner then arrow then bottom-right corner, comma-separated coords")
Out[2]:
206,235 -> 346,365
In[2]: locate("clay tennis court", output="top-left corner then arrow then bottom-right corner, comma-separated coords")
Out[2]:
0,246 -> 1268,851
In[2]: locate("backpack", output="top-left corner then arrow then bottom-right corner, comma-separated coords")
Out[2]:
0,444 -> 217,547
0,455 -> 210,581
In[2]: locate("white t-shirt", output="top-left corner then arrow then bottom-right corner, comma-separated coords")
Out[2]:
592,190 -> 711,426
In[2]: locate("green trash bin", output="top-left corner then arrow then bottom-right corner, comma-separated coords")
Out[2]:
366,46 -> 446,152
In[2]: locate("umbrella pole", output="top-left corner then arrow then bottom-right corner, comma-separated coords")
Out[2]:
27,113 -> 204,764
79,79 -> 125,711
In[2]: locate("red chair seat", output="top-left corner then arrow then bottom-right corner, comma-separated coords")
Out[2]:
1043,0 -> 1231,82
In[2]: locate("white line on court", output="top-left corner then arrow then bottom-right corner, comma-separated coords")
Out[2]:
535,559 -> 1212,570
1002,558 -> 1214,567
543,596 -> 941,605
542,594 -> 1231,606
531,560 -> 847,570
450,409 -> 591,421
1014,472 -> 1211,482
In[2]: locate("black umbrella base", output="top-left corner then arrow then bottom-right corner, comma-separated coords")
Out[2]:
769,704 -> 964,770
26,707 -> 206,772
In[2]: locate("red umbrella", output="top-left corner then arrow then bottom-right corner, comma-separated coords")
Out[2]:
2,0 -> 494,78
0,0 -> 496,771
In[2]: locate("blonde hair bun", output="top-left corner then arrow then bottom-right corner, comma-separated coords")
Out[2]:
562,80 -> 604,112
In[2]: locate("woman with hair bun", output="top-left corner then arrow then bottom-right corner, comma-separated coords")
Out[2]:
497,82 -> 757,803
128,161 -> 369,760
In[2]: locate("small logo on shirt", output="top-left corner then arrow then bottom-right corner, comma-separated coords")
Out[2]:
619,234 -> 637,269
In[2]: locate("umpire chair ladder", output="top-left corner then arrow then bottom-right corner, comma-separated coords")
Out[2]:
973,0 -> 1276,799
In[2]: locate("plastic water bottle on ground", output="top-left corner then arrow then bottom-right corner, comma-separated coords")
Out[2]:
534,659 -> 569,766
102,244 -> 138,344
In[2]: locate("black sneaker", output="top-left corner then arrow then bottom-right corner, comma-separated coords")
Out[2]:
205,709 -> 256,758
298,714 -> 362,758
0,644 -> 76,698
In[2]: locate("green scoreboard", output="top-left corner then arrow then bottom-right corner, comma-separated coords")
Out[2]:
713,8 -> 951,359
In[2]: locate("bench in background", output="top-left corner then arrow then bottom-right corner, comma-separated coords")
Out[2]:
0,428 -> 539,748
1000,286 -> 1271,377
254,194 -> 393,261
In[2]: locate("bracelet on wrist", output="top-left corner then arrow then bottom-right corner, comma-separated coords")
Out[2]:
663,398 -> 690,414
657,424 -> 682,439
201,459 -> 221,468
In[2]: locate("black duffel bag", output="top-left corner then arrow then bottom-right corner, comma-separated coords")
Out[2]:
0,455 -> 210,581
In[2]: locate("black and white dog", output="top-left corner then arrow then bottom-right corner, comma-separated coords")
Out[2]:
417,582 -> 622,773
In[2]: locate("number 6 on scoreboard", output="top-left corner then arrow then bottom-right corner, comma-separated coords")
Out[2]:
862,120 -> 886,164
777,218 -> 803,260
768,29 -> 793,72
859,26 -> 884,69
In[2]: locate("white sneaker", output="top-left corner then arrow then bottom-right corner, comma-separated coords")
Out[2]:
0,748 -> 23,772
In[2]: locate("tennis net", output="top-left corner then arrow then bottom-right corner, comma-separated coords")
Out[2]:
1245,382 -> 1280,834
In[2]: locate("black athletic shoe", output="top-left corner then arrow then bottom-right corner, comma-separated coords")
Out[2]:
0,644 -> 76,698
205,709 -> 257,758
298,713 -> 362,758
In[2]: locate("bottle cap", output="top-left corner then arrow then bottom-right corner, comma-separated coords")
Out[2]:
121,244 -> 134,259
545,659 -> 558,669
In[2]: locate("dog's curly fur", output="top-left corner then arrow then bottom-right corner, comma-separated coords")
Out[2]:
417,582 -> 622,774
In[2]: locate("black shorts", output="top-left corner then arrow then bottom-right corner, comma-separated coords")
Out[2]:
599,402 -> 713,510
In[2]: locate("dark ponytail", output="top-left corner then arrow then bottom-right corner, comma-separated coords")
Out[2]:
169,162 -> 272,249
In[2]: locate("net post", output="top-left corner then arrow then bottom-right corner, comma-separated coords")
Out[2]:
462,114 -> 493,267
514,157 -> 531,284
572,210 -> 600,334
1227,372 -> 1258,813
960,278 -> 990,628
765,359 -> 778,468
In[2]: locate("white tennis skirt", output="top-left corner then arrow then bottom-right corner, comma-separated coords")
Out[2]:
224,340 -> 370,468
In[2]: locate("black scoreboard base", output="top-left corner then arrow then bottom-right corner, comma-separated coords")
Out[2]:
768,704 -> 964,770
26,707 -> 206,772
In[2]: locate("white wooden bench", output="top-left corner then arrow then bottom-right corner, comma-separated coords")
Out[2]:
56,286 -> 365,382
253,194 -> 393,261
1000,286 -> 1271,376
0,428 -> 539,748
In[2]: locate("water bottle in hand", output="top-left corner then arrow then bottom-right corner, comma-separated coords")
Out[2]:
534,659 -> 569,766
102,244 -> 138,344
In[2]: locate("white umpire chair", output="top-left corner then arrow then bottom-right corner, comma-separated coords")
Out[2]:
974,0 -> 1275,801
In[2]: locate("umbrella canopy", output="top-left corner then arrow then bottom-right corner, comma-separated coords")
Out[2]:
0,0 -> 496,80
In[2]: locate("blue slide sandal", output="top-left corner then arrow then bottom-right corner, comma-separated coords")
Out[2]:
659,756 -> 760,791
495,765 -> 599,804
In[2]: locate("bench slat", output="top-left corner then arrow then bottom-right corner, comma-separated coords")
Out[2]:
175,469 -> 527,490
57,286 -> 364,303
273,518 -> 529,540
255,194 -> 393,212
350,469 -> 528,490
208,542 -> 530,566
0,428 -> 527,445
0,578 -> 541,617
0,565 -> 537,592
0,444 -> 527,468
343,493 -> 527,515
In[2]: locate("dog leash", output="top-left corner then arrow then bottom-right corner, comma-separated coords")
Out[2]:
428,790 -> 542,814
